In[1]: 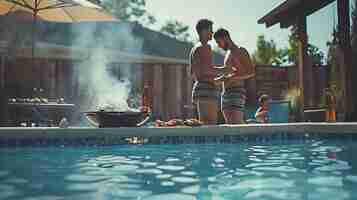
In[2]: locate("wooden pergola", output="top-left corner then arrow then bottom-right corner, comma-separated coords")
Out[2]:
258,0 -> 353,121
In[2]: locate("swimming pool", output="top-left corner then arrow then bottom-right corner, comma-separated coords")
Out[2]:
1,133 -> 357,200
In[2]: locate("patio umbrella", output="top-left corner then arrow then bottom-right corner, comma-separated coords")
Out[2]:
0,0 -> 117,58
0,0 -> 117,89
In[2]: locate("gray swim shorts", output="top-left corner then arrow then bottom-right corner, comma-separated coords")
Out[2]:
221,86 -> 246,111
192,81 -> 220,103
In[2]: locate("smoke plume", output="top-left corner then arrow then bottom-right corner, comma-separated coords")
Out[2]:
72,22 -> 143,112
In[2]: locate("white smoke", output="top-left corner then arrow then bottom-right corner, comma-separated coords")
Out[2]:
72,22 -> 143,112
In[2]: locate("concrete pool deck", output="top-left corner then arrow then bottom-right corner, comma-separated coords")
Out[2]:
0,123 -> 356,140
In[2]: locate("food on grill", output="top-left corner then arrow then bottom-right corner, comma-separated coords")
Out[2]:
155,118 -> 202,127
183,118 -> 203,126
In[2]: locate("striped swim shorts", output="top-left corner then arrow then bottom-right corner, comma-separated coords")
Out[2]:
221,87 -> 246,111
192,81 -> 220,103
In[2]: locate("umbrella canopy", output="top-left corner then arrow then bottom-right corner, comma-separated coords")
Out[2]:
0,0 -> 118,90
0,0 -> 117,22
0,0 -> 117,57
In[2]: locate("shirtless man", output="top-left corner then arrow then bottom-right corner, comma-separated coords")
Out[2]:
213,28 -> 255,124
189,19 -> 220,125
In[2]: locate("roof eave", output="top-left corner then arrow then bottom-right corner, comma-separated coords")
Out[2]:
258,0 -> 335,28
258,0 -> 300,25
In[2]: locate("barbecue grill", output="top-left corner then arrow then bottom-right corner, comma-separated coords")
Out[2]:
84,110 -> 150,128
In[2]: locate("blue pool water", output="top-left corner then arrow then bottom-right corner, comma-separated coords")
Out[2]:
1,139 -> 357,200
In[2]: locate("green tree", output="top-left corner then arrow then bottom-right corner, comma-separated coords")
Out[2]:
252,35 -> 285,65
352,0 -> 357,52
89,0 -> 192,42
160,20 -> 191,42
89,0 -> 156,25
282,29 -> 325,65
87,0 -> 101,4
87,0 -> 192,42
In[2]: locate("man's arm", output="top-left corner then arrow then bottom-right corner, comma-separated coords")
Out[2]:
225,50 -> 255,80
190,47 -> 202,77
213,65 -> 232,74
230,72 -> 255,80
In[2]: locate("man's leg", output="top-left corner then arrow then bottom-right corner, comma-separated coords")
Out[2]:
221,88 -> 246,124
196,99 -> 218,125
222,109 -> 244,124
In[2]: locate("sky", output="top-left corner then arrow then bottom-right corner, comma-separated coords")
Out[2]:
145,0 -> 352,59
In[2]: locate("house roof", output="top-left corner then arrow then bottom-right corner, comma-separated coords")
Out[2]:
130,23 -> 224,64
0,17 -> 224,64
258,0 -> 335,28
67,22 -> 224,64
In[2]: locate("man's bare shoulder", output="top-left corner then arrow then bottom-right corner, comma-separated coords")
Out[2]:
231,47 -> 250,58
192,42 -> 211,52
230,46 -> 242,56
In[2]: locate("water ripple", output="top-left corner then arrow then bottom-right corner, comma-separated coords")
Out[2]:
161,181 -> 175,186
315,162 -> 351,171
157,165 -> 185,171
141,162 -> 157,167
171,177 -> 199,183
5,177 -> 29,184
136,169 -> 163,175
1,140 -> 357,200
165,157 -> 181,162
237,177 -> 295,190
252,166 -> 302,172
308,176 -> 343,187
310,187 -> 350,200
244,189 -> 301,200
181,185 -> 200,194
181,171 -> 197,176
143,193 -> 196,200
345,175 -> 357,183
0,171 -> 9,178
112,164 -> 139,171
156,174 -> 172,179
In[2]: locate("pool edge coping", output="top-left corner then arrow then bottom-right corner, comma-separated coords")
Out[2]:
0,123 -> 356,139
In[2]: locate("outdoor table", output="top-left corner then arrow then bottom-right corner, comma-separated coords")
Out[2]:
304,108 -> 327,122
8,102 -> 76,126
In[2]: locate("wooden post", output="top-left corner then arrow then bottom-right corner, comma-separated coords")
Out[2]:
175,65 -> 183,118
49,61 -> 56,98
142,64 -> 154,114
165,66 -> 177,120
167,66 -> 176,119
56,61 -> 66,99
185,64 -> 194,119
152,64 -> 163,119
0,55 -> 5,123
181,64 -> 192,119
163,66 -> 169,120
0,55 -> 4,90
338,0 -> 354,121
296,15 -> 308,121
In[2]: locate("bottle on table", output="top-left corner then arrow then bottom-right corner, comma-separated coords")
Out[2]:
141,84 -> 151,113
